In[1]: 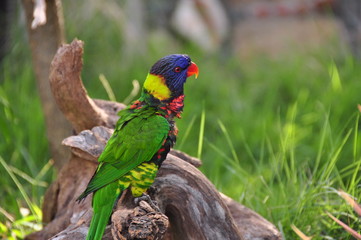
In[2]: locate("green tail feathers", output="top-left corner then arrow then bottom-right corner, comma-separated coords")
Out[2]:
86,182 -> 120,240
87,208 -> 112,240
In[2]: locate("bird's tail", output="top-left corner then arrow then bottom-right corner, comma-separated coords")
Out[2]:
86,181 -> 120,240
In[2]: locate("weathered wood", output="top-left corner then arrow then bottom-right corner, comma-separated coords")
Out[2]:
111,197 -> 169,240
169,149 -> 202,168
49,40 -> 125,133
221,194 -> 282,240
26,39 -> 281,240
151,153 -> 244,240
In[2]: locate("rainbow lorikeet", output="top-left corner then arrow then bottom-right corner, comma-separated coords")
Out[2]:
77,54 -> 199,240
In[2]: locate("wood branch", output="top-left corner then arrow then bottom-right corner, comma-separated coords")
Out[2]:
49,40 -> 125,133
22,0 -> 72,170
169,149 -> 202,168
220,194 -> 282,240
26,39 -> 281,240
111,197 -> 169,240
150,155 -> 244,239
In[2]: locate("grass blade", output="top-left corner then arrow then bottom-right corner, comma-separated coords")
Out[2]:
337,190 -> 361,217
0,155 -> 39,221
291,224 -> 312,240
9,166 -> 48,187
352,113 -> 359,159
312,116 -> 329,178
197,107 -> 205,159
123,79 -> 140,105
217,119 -> 240,164
207,140 -> 248,177
326,211 -> 361,240
0,206 -> 14,222
320,128 -> 352,181
35,159 -> 54,180
328,60 -> 342,92
350,115 -> 361,192
177,115 -> 196,150
99,74 -> 116,102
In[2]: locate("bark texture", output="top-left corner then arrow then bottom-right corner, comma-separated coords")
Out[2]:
26,39 -> 281,240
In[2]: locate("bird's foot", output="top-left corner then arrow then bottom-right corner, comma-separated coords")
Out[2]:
134,194 -> 161,212
147,186 -> 157,195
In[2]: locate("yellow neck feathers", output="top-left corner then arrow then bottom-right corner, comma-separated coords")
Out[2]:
143,73 -> 171,100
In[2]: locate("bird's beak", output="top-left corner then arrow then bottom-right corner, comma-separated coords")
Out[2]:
187,62 -> 199,79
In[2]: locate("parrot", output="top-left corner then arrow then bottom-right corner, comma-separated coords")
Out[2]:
77,54 -> 199,240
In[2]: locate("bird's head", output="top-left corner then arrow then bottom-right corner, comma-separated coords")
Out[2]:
143,54 -> 198,101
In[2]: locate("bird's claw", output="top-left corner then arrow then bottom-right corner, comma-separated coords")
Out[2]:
134,194 -> 161,212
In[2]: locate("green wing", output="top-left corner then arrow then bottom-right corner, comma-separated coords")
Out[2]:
78,113 -> 169,200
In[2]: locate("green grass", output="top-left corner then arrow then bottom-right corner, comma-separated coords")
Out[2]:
0,44 -> 51,238
1,3 -> 361,239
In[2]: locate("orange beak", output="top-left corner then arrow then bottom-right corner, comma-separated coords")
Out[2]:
187,62 -> 199,79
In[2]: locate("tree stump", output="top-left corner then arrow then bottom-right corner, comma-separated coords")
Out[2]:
26,39 -> 282,240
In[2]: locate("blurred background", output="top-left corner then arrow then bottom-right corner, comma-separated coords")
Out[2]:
1,0 -> 361,239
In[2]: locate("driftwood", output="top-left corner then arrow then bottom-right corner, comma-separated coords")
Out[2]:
26,39 -> 282,240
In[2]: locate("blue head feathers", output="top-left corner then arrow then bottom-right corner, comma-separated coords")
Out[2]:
149,54 -> 198,98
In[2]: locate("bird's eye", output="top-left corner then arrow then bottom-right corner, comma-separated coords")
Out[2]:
174,67 -> 182,73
